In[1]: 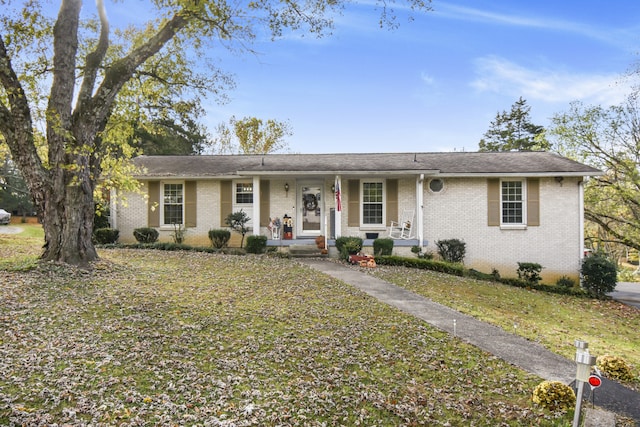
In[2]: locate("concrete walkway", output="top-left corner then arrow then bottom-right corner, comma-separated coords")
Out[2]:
299,258 -> 640,424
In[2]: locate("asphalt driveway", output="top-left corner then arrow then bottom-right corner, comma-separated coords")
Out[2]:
609,282 -> 640,309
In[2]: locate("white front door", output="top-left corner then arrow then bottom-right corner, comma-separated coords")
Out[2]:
297,183 -> 323,237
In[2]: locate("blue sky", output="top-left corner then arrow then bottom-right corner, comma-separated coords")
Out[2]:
104,1 -> 640,152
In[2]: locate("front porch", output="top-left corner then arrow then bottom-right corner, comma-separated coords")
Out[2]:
266,238 -> 428,258
266,238 -> 425,247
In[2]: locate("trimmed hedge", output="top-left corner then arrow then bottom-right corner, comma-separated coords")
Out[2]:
376,256 -> 588,297
373,238 -> 394,256
375,255 -> 465,276
208,229 -> 231,249
133,227 -> 159,243
246,235 -> 268,254
498,277 -> 587,297
93,228 -> 119,244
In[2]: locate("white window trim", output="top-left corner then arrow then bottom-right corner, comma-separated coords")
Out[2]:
500,179 -> 527,229
233,180 -> 254,208
160,180 -> 185,228
360,179 -> 386,229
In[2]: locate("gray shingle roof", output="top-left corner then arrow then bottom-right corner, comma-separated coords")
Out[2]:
132,151 -> 602,178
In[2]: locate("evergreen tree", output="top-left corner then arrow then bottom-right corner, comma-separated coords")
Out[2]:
479,97 -> 549,152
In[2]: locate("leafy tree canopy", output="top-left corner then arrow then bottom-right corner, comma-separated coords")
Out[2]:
0,0 -> 432,265
549,95 -> 640,253
214,116 -> 292,154
479,97 -> 549,152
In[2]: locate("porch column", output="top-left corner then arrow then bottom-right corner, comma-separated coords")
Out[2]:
334,175 -> 342,238
416,174 -> 425,248
252,176 -> 260,236
109,188 -> 118,230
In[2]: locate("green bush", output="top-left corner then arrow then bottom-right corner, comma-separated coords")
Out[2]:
581,255 -> 617,298
373,238 -> 394,256
376,255 -> 465,276
246,235 -> 268,254
517,262 -> 543,285
466,268 -> 499,281
209,229 -> 231,249
435,238 -> 466,264
133,227 -> 159,243
225,210 -> 250,248
556,276 -> 576,289
93,228 -> 119,244
93,204 -> 110,230
335,236 -> 363,260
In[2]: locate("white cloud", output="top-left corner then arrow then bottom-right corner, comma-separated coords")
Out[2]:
433,3 -> 638,50
471,56 -> 631,106
420,72 -> 435,85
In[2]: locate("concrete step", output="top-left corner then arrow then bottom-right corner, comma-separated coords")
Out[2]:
288,244 -> 326,257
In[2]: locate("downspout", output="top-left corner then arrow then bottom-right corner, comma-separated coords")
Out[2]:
417,174 -> 425,248
109,187 -> 118,230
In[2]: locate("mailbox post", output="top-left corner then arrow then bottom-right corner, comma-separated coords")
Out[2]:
573,340 -> 597,427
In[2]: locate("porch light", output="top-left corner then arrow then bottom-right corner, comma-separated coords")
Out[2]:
284,183 -> 289,194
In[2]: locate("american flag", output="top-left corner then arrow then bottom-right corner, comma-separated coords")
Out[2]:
335,178 -> 342,212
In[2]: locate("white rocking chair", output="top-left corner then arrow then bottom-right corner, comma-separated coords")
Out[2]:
388,209 -> 415,239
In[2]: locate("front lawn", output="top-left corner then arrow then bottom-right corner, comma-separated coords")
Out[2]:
369,266 -> 640,390
0,229 -> 570,425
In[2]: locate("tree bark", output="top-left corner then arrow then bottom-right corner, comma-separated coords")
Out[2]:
1,3 -> 190,266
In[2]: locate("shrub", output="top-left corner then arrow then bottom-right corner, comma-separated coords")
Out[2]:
581,255 -> 617,298
597,355 -> 635,382
226,210 -> 250,248
376,256 -> 465,276
373,238 -> 394,256
466,268 -> 498,281
335,236 -> 363,260
246,235 -> 268,254
410,245 -> 433,259
171,223 -> 187,244
93,204 -> 110,230
209,229 -> 231,249
517,262 -> 543,285
532,380 -> 576,412
93,228 -> 119,244
133,227 -> 159,243
556,276 -> 576,289
435,238 -> 466,264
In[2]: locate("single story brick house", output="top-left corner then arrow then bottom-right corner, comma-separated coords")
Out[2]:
110,151 -> 601,281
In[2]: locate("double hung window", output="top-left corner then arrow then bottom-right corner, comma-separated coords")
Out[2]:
362,181 -> 384,226
235,182 -> 254,204
501,180 -> 524,225
162,182 -> 184,225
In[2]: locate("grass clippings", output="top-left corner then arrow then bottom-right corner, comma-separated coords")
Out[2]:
1,244 -> 570,426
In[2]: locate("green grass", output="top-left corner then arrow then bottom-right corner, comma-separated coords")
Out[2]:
369,266 -> 640,388
0,223 -> 43,270
0,227 -> 578,425
3,229 -> 639,425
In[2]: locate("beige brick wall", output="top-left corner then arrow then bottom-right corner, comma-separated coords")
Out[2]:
116,176 -> 583,281
423,177 -> 582,282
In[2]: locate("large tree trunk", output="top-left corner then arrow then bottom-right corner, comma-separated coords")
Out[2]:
1,2 -> 190,267
39,163 -> 98,266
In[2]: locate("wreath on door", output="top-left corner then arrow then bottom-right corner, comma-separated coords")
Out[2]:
303,194 -> 318,211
